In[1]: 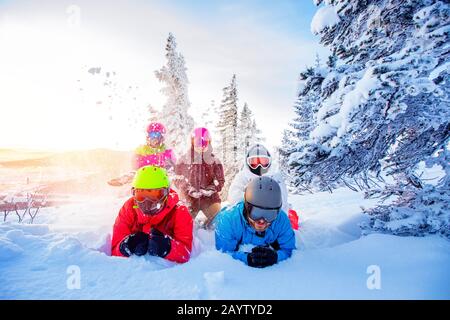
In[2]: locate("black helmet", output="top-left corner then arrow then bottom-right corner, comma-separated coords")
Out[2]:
246,144 -> 271,176
244,176 -> 282,223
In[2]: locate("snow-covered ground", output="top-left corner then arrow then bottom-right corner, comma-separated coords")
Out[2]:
0,188 -> 449,299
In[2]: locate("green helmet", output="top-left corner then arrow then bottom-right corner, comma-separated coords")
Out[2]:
132,165 -> 170,189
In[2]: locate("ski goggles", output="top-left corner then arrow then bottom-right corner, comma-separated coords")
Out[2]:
133,188 -> 169,202
245,202 -> 280,223
247,156 -> 271,169
148,131 -> 163,139
193,137 -> 210,149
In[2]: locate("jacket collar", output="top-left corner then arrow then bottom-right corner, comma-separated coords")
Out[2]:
136,144 -> 166,156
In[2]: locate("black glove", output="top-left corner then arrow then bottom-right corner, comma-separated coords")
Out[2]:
148,229 -> 171,258
119,231 -> 149,257
247,246 -> 278,268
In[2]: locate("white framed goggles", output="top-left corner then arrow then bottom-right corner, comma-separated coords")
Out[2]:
246,156 -> 271,169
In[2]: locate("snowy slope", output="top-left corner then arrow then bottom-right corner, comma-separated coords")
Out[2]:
0,188 -> 449,299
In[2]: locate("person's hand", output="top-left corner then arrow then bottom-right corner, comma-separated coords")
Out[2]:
200,189 -> 215,197
188,186 -> 202,198
247,246 -> 278,268
119,231 -> 149,257
148,229 -> 171,258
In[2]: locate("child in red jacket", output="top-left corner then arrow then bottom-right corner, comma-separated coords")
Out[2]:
111,166 -> 193,263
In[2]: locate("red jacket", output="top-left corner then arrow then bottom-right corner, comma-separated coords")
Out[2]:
111,189 -> 193,263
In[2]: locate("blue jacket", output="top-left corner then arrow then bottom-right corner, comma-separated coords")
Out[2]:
214,201 -> 296,265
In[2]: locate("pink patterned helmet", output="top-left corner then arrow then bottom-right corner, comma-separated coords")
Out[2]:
146,122 -> 166,135
191,127 -> 211,148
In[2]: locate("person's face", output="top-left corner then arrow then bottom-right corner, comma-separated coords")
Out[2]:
247,156 -> 271,176
248,216 -> 271,232
193,145 -> 207,153
244,202 -> 277,232
133,187 -> 169,216
192,137 -> 209,153
147,132 -> 163,148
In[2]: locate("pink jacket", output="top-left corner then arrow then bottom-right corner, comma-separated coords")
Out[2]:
134,144 -> 176,170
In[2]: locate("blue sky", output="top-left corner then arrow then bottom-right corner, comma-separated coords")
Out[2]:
0,0 -> 327,150
165,0 -> 319,40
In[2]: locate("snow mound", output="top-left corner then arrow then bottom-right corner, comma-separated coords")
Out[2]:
0,237 -> 24,261
0,188 -> 449,299
203,271 -> 225,299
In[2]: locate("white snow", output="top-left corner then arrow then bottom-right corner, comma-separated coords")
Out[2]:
310,122 -> 334,139
336,68 -> 379,136
311,5 -> 341,35
429,62 -> 450,81
0,188 -> 449,299
311,68 -> 380,140
203,271 -> 225,299
0,238 -> 24,261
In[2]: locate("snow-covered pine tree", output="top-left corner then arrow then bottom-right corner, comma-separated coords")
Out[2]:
208,100 -> 223,150
285,61 -> 326,190
155,33 -> 194,154
279,128 -> 297,183
147,104 -> 160,123
200,100 -> 215,130
217,74 -> 239,199
250,119 -> 265,144
238,102 -> 254,166
291,0 -> 450,237
315,53 -> 321,69
293,65 -> 324,140
326,52 -> 337,69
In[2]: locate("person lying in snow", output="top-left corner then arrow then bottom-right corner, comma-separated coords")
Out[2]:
215,176 -> 296,268
111,165 -> 193,263
227,143 -> 299,230
173,127 -> 225,229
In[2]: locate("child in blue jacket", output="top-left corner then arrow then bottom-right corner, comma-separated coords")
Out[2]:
215,176 -> 296,268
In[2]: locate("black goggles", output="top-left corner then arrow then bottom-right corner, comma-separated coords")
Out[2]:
245,202 -> 280,223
